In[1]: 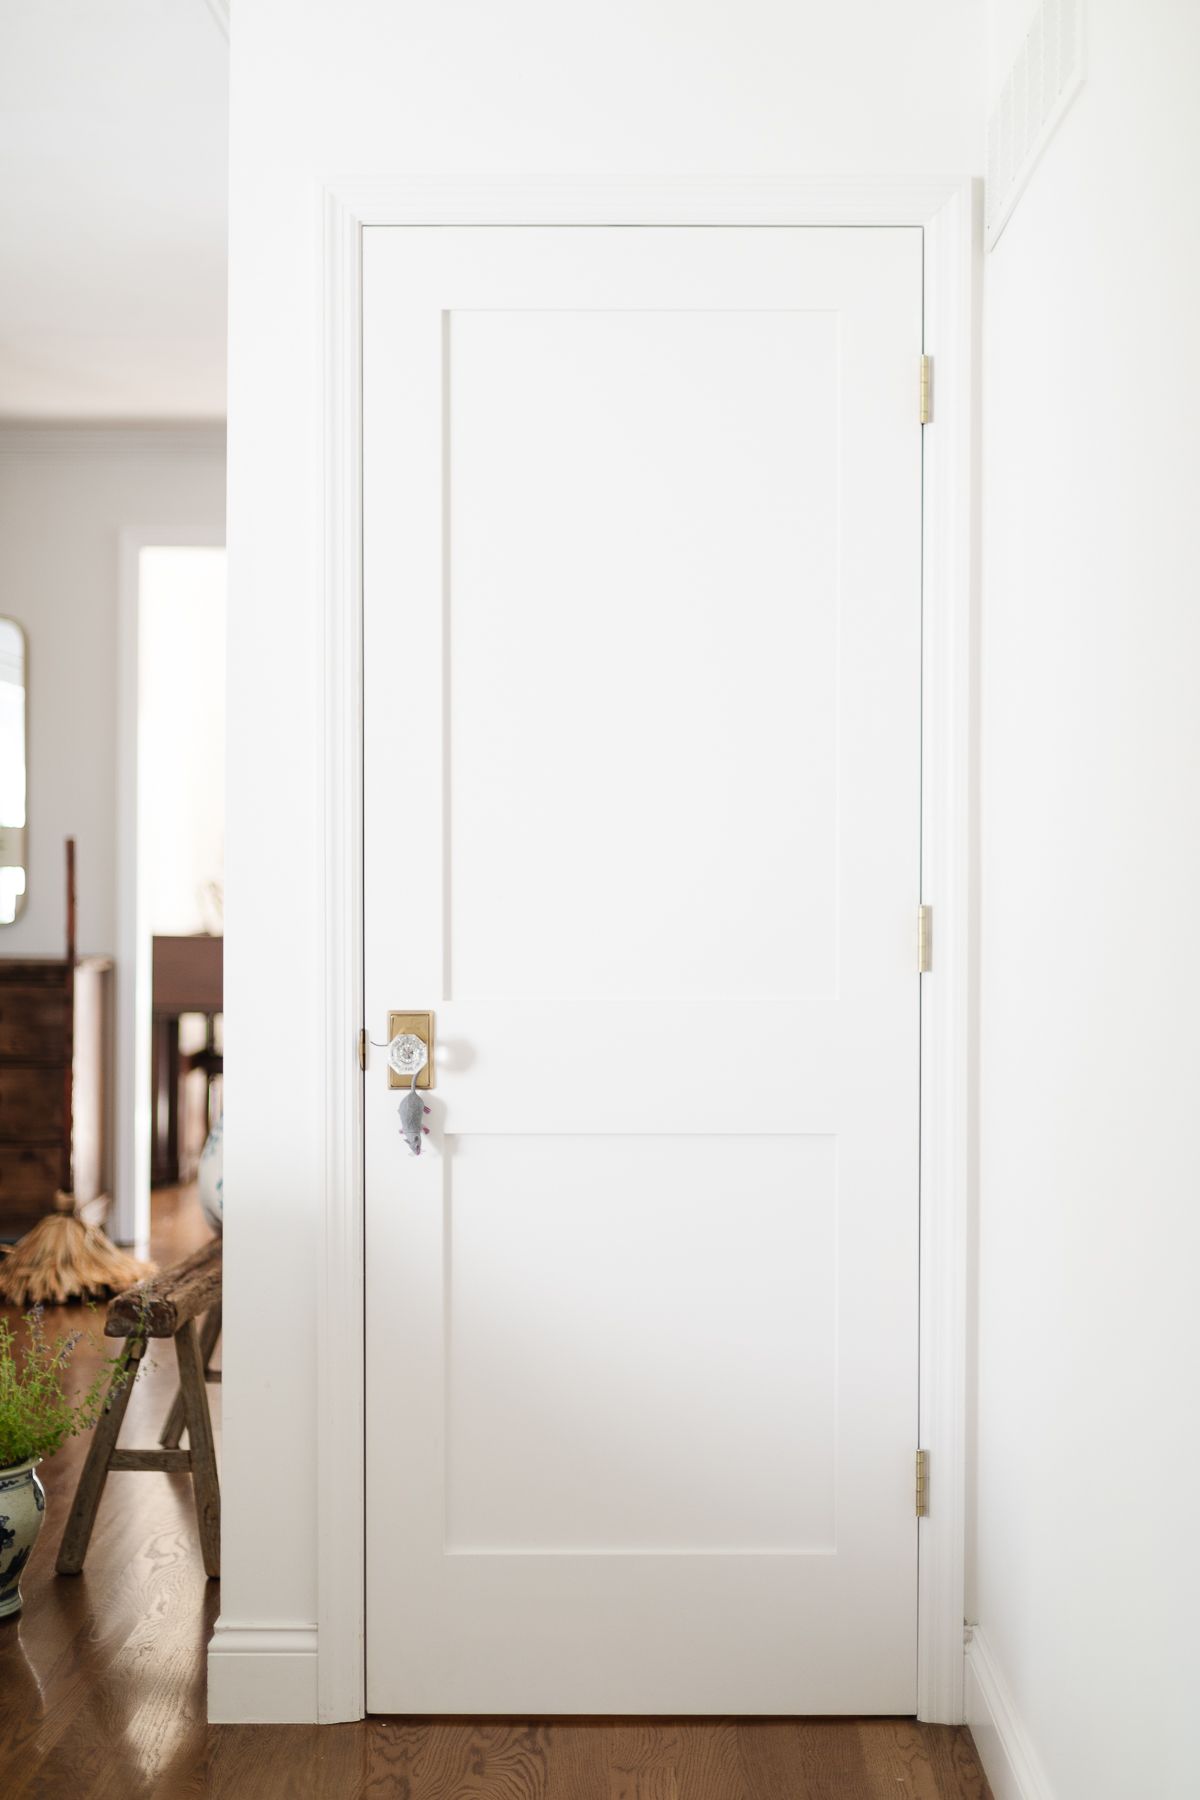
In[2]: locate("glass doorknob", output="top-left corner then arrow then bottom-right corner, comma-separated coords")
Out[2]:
387,1032 -> 428,1081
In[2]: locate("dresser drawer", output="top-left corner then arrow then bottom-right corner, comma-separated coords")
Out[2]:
0,1066 -> 64,1143
0,1200 -> 55,1240
0,1143 -> 60,1218
0,986 -> 69,1061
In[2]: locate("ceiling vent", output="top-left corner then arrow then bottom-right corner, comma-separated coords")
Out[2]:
986,0 -> 1087,248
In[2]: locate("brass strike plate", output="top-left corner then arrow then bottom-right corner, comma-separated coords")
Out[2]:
386,1011 -> 435,1090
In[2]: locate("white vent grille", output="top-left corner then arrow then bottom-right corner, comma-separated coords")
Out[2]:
986,0 -> 1086,248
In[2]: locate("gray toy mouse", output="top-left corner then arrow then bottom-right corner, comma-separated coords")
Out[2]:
398,1081 -> 431,1155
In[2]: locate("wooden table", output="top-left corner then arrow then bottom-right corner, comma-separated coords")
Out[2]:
151,935 -> 222,1187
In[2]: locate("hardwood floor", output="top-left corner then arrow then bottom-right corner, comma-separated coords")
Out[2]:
0,1190 -> 991,1799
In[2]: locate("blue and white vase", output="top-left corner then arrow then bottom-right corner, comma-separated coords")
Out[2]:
0,1458 -> 46,1619
198,1113 -> 224,1233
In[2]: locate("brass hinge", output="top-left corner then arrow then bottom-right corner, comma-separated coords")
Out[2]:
919,354 -> 933,425
357,1028 -> 369,1071
915,1448 -> 929,1517
918,903 -> 933,973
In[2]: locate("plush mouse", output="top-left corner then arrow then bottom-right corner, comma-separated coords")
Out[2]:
398,1083 -> 431,1155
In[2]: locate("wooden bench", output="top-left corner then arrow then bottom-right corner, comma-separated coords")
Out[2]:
56,1238 -> 222,1579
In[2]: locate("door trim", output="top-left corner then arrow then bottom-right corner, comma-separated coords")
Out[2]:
315,175 -> 979,1725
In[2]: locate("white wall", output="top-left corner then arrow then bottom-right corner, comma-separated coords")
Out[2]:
0,429 -> 226,956
0,427 -> 226,1205
221,0 -> 985,1721
0,2 -> 228,420
972,3 -> 1199,1796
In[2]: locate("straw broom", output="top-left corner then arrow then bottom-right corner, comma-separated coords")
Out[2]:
0,1190 -> 152,1306
0,840 -> 153,1306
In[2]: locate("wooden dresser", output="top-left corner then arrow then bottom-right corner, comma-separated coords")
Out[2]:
0,956 -> 113,1240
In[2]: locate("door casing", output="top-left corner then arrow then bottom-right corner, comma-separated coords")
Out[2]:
312,174 -> 979,1726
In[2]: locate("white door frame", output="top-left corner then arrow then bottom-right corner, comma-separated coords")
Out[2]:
315,175 -> 979,1726
115,517 -> 226,1250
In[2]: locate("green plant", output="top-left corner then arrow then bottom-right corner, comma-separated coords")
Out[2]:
0,1308 -> 129,1468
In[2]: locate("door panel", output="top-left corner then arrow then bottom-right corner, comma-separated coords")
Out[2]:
445,306 -> 838,1001
443,1133 -> 838,1554
363,225 -> 923,1714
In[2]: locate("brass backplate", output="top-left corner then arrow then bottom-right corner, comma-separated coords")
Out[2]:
386,1011 -> 435,1090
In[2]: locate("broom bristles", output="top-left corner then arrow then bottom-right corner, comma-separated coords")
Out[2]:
0,1205 -> 154,1308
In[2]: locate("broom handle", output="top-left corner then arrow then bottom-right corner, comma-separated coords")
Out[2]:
62,837 -> 77,1195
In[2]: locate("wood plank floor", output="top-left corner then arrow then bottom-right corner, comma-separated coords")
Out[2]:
0,1189 -> 991,1799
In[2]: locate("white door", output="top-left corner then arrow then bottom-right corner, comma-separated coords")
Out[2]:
363,225 -> 924,1715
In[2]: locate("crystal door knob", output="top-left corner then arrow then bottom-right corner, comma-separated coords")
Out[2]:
384,1010 -> 435,1089
387,1032 -> 428,1080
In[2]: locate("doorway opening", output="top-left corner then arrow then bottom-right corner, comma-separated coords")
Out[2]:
116,541 -> 226,1256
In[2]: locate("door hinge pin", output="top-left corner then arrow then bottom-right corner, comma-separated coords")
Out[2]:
916,1448 -> 929,1517
918,903 -> 933,973
919,354 -> 933,425
358,1028 -> 369,1071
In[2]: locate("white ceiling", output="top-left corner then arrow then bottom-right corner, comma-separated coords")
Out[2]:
0,0 -> 228,420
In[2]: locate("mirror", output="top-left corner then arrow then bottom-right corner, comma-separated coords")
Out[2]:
0,618 -> 27,924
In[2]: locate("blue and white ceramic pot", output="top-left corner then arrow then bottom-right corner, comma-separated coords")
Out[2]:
198,1113 -> 224,1234
0,1458 -> 46,1619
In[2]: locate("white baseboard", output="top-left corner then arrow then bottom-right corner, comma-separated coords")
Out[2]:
964,1626 -> 1057,1800
207,1619 -> 319,1723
